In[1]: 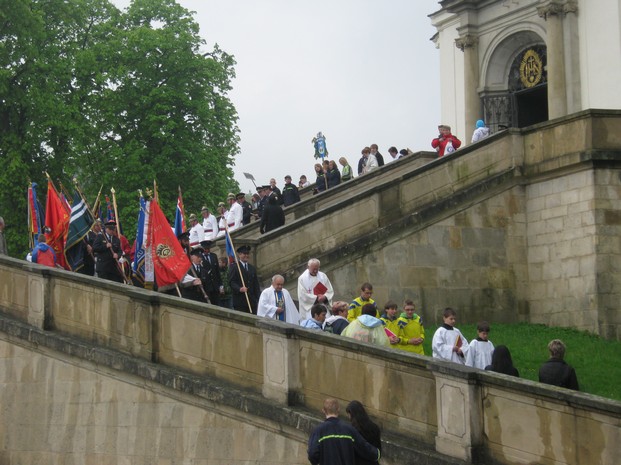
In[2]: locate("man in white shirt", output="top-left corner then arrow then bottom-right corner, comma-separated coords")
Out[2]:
201,206 -> 218,241
226,193 -> 243,232
187,214 -> 204,248
257,275 -> 300,324
297,258 -> 335,321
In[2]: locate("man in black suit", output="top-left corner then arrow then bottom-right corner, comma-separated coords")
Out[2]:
182,247 -> 210,303
79,219 -> 103,276
92,220 -> 124,283
228,245 -> 261,314
199,240 -> 222,306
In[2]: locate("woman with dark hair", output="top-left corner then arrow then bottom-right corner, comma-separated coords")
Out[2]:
326,159 -> 341,188
345,400 -> 381,465
485,345 -> 519,377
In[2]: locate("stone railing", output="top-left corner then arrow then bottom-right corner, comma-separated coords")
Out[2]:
1,256 -> 619,465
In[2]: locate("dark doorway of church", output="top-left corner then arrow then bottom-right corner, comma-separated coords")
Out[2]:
514,84 -> 548,128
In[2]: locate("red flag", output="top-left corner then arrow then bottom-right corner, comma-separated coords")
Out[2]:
148,198 -> 190,287
44,179 -> 70,269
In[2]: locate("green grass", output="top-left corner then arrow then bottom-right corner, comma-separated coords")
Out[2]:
421,323 -> 621,401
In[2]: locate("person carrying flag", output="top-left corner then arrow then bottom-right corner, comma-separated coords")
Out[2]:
92,221 -> 124,283
228,245 -> 260,314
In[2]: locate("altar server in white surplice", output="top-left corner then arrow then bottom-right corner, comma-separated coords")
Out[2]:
257,275 -> 300,325
297,258 -> 335,321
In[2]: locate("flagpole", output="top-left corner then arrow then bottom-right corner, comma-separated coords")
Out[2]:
225,224 -> 253,313
27,181 -> 34,251
92,184 -> 103,220
110,187 -> 132,285
73,177 -> 97,220
110,187 -> 121,233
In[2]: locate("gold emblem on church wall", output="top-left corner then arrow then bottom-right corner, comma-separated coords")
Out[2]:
519,49 -> 543,88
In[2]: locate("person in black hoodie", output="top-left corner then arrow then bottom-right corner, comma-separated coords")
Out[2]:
346,400 -> 382,465
485,345 -> 519,377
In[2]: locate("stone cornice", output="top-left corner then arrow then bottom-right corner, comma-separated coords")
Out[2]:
564,0 -> 578,14
537,0 -> 578,20
455,34 -> 479,51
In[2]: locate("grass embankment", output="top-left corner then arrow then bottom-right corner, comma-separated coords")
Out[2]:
420,323 -> 621,401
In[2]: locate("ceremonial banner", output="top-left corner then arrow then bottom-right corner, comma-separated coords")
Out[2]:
133,195 -> 147,285
105,195 -> 115,222
27,182 -> 45,247
148,198 -> 190,287
312,132 -> 328,160
44,179 -> 70,269
174,187 -> 186,237
65,191 -> 94,271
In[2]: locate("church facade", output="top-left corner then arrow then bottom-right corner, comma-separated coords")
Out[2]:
430,0 -> 621,140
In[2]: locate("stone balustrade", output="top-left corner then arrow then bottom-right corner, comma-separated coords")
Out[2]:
1,256 -> 620,464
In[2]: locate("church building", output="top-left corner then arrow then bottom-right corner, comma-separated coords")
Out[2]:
430,0 -> 621,139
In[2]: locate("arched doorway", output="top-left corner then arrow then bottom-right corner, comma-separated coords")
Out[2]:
509,45 -> 548,128
481,31 -> 548,132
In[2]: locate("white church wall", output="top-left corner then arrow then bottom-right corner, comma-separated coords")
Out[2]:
578,0 -> 621,110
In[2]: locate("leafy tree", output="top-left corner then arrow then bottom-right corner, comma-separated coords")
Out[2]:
0,0 -> 239,256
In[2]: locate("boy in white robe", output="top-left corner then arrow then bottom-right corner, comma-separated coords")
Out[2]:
257,274 -> 300,325
432,307 -> 469,364
465,321 -> 494,369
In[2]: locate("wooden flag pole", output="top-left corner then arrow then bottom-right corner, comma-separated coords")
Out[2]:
225,224 -> 253,313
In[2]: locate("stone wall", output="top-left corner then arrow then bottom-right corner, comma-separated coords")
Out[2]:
0,339 -> 308,465
1,258 -> 620,465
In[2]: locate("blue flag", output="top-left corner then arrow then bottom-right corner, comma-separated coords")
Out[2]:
225,230 -> 235,264
133,195 -> 147,285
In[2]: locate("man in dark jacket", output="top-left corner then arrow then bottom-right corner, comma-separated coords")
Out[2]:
92,220 -> 124,283
260,194 -> 285,234
308,398 -> 379,465
281,175 -> 300,207
538,339 -> 579,390
199,240 -> 222,306
228,245 -> 261,314
236,193 -> 253,226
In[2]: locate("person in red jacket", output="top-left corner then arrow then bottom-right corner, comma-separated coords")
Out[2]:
432,124 -> 462,157
31,234 -> 57,268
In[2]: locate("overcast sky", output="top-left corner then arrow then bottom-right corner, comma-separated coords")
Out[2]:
113,0 -> 442,194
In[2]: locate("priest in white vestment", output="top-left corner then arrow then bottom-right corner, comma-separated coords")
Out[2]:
297,258 -> 335,321
257,275 -> 300,325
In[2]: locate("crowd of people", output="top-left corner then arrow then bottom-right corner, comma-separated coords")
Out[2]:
307,143 -> 414,195
307,306 -> 578,465
0,120 -> 495,263
431,307 -> 579,390
1,212 -> 580,393
299,120 -> 492,199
